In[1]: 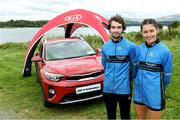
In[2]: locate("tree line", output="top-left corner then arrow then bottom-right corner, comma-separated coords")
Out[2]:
0,19 -> 179,28
0,20 -> 48,28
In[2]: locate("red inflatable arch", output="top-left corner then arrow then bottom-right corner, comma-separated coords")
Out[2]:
22,9 -> 109,76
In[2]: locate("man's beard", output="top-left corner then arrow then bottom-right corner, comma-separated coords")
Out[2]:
112,33 -> 121,40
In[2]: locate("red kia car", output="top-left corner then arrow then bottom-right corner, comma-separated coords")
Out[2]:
32,37 -> 104,107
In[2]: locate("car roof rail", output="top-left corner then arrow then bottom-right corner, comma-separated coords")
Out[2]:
71,35 -> 85,41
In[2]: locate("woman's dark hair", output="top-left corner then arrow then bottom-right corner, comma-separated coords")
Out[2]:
141,19 -> 159,32
107,14 -> 126,31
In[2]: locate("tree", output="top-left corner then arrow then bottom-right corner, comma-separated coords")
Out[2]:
168,21 -> 180,29
158,23 -> 163,30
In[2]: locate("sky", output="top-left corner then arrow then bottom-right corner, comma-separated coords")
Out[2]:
0,0 -> 180,21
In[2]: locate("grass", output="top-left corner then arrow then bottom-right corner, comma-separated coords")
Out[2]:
0,35 -> 180,119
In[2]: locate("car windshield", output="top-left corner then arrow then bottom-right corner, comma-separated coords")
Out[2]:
45,40 -> 96,61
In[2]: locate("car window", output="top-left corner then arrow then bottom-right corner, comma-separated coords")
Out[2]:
45,40 -> 96,60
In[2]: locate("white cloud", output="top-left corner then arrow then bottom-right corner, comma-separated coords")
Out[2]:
0,0 -> 179,21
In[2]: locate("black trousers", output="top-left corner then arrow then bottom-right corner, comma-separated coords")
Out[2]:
103,92 -> 131,120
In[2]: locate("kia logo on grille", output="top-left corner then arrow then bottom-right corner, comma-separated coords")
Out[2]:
65,15 -> 82,22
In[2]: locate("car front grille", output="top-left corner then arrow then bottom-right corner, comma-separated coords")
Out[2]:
67,71 -> 104,81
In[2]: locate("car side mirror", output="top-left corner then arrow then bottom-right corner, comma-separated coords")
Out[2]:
35,52 -> 39,56
31,56 -> 42,62
96,48 -> 102,53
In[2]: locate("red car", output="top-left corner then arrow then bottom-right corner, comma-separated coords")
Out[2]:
32,37 -> 104,107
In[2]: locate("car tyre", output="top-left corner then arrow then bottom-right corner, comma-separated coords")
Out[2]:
40,85 -> 53,107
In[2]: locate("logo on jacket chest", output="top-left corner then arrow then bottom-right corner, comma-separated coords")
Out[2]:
148,52 -> 154,57
117,46 -> 122,50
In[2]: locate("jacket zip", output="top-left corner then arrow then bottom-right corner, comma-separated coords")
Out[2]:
113,43 -> 117,93
142,47 -> 149,102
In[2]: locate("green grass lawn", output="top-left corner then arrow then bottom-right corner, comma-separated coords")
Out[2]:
0,39 -> 180,119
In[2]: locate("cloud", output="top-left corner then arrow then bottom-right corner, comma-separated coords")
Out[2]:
0,0 -> 179,21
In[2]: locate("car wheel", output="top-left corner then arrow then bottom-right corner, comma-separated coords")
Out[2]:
40,85 -> 53,107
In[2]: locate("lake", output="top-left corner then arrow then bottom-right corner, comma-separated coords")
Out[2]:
0,26 -> 140,43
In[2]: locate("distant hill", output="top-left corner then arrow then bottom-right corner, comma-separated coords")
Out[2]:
125,14 -> 180,22
125,17 -> 143,22
156,14 -> 180,21
124,14 -> 180,26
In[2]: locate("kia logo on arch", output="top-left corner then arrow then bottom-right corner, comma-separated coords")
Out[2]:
65,15 -> 82,22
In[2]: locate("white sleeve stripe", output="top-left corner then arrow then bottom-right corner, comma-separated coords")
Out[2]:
163,72 -> 172,76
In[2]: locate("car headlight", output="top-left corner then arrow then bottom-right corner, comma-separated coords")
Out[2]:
45,71 -> 64,81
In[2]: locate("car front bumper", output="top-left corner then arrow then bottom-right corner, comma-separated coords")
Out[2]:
41,75 -> 104,104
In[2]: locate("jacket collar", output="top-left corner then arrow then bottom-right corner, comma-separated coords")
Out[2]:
145,39 -> 160,48
111,37 -> 123,43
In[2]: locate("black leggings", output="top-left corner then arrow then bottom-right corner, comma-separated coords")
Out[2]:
103,92 -> 131,120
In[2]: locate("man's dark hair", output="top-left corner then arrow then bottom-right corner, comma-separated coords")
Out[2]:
140,19 -> 159,32
107,14 -> 126,31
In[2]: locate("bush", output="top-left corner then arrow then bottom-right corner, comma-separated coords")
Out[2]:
123,32 -> 143,44
124,28 -> 180,42
83,35 -> 104,48
158,29 -> 180,41
168,21 -> 180,29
